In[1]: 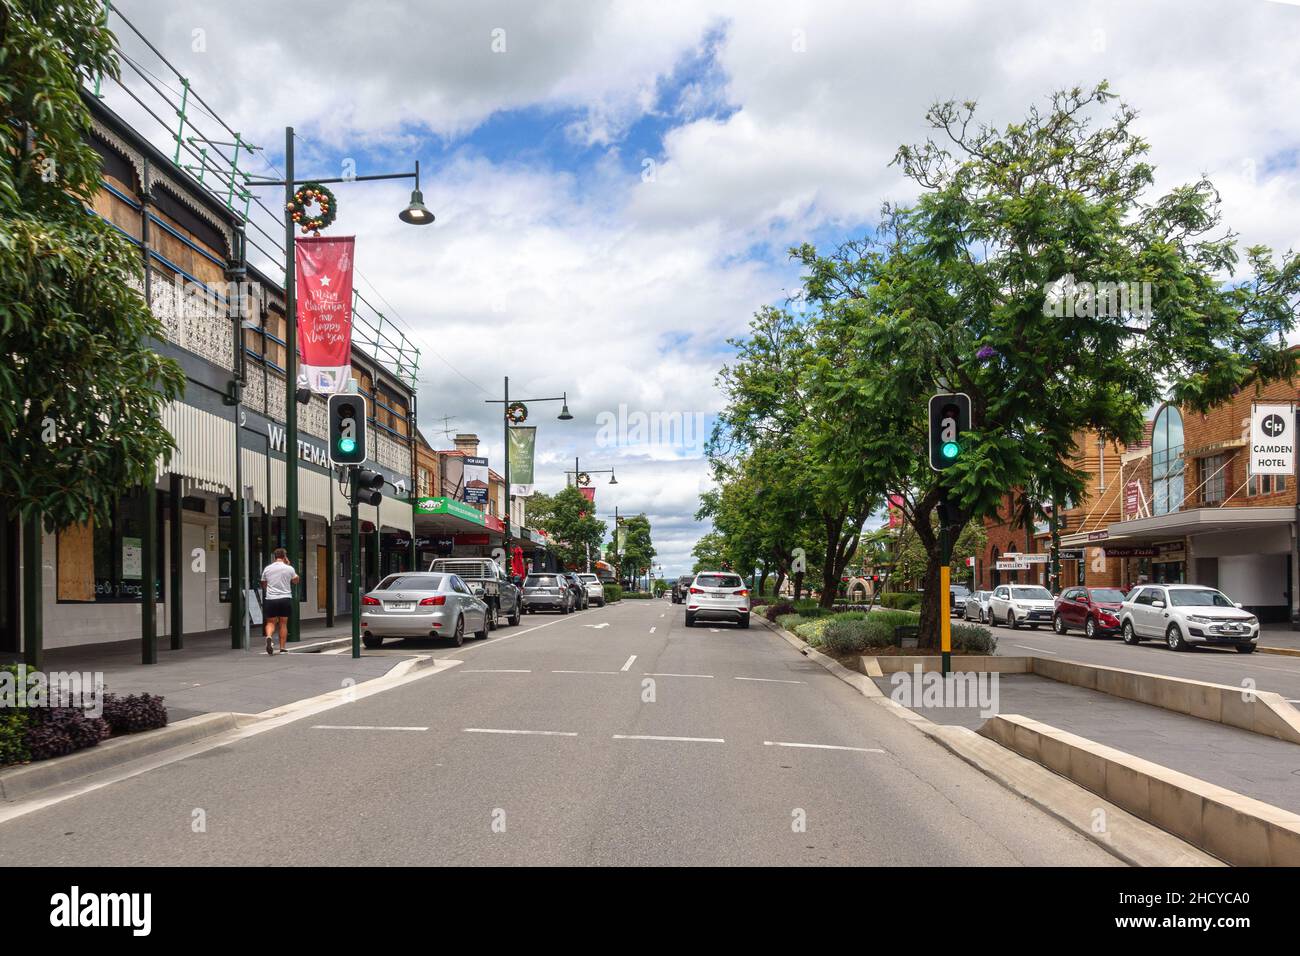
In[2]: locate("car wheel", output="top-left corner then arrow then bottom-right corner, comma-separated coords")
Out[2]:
362,633 -> 382,649
1122,620 -> 1140,645
508,605 -> 521,626
685,613 -> 695,628
739,614 -> 750,629
1053,614 -> 1066,635
486,605 -> 498,631
979,608 -> 986,624
451,616 -> 465,647
1236,644 -> 1257,654
1007,611 -> 1018,630
1085,617 -> 1098,639
1166,623 -> 1189,651
474,615 -> 490,640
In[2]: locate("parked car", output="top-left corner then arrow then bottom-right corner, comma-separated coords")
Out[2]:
671,575 -> 693,604
1118,584 -> 1259,652
1053,586 -> 1128,639
949,584 -> 972,617
563,572 -> 589,610
426,557 -> 521,629
359,572 -> 489,649
684,571 -> 750,628
521,573 -> 575,614
577,572 -> 606,607
988,584 -> 1055,629
963,590 -> 993,623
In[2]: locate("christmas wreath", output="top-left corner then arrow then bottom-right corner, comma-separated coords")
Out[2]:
577,472 -> 591,486
285,182 -> 337,236
506,402 -> 528,424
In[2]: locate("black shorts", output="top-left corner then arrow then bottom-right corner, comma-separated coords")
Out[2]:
264,597 -> 293,619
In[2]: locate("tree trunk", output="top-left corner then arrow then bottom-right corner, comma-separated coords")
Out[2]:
793,570 -> 804,600
774,570 -> 786,598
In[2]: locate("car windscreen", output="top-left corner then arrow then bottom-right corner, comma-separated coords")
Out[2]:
1011,587 -> 1052,600
579,574 -> 599,583
1089,588 -> 1127,603
696,574 -> 743,589
524,576 -> 559,588
377,575 -> 441,591
1169,589 -> 1234,608
950,586 -> 970,596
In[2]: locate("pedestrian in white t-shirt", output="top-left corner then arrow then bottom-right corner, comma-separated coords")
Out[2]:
260,548 -> 300,655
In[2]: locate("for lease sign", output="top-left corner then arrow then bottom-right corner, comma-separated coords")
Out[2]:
1250,403 -> 1295,477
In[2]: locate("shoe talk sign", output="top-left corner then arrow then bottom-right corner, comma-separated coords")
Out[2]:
1250,403 -> 1295,476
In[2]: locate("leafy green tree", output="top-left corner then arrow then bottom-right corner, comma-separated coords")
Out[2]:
523,490 -> 556,531
799,83 -> 1300,645
1,1 -> 185,530
690,530 -> 728,573
535,485 -> 605,571
618,514 -> 655,586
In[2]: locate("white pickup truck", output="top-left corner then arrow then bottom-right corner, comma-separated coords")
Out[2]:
426,557 -> 521,630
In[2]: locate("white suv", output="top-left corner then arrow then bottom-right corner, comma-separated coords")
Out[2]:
1119,584 -> 1259,653
684,572 -> 750,628
577,573 -> 605,607
988,584 -> 1055,629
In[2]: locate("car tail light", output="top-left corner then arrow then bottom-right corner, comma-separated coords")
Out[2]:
734,589 -> 748,596
689,587 -> 703,594
362,595 -> 380,606
419,595 -> 446,606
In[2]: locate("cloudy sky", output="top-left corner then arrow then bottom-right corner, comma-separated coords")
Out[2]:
105,0 -> 1300,575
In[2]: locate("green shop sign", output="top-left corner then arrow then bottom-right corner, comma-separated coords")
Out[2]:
414,496 -> 487,525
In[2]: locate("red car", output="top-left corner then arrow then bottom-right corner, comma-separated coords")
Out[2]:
1052,586 -> 1128,638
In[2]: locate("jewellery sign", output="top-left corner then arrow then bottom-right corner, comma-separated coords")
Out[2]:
1250,403 -> 1295,477
294,236 -> 356,394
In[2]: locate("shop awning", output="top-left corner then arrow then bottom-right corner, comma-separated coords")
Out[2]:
1072,505 -> 1294,546
158,400 -> 235,492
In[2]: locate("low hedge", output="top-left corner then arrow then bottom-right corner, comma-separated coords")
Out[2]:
101,693 -> 168,735
602,583 -> 623,603
951,622 -> 997,654
880,592 -> 923,611
764,602 -> 796,622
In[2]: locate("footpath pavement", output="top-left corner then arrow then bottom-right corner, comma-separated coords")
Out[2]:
28,623 -> 412,721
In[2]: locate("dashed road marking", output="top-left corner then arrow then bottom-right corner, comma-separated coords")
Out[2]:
312,725 -> 428,731
735,677 -> 806,684
552,669 -> 620,675
649,626 -> 656,633
613,734 -> 725,744
1013,643 -> 1058,654
621,655 -> 637,672
643,672 -> 713,679
463,728 -> 578,737
462,668 -> 531,673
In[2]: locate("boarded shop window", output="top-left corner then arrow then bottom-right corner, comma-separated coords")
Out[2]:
56,521 -> 96,602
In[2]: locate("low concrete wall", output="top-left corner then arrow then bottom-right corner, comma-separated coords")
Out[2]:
981,714 -> 1300,866
1028,657 -> 1300,746
866,656 -> 1033,675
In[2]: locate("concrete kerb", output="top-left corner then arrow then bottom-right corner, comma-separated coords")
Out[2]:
0,653 -> 445,804
982,715 -> 1300,866
755,615 -> 1219,866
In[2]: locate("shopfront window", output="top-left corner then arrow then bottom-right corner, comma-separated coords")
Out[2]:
1248,473 -> 1287,496
56,490 -> 163,603
1152,404 -> 1184,515
1200,454 -> 1226,504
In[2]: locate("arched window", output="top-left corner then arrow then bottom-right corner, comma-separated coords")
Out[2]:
1152,404 -> 1185,515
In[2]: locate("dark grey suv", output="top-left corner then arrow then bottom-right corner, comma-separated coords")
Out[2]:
522,573 -> 575,614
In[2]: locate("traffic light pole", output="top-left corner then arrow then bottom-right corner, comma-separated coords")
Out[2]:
938,493 -> 954,677
350,466 -> 361,660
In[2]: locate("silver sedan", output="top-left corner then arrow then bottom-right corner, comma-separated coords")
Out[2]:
963,590 -> 993,623
360,572 -> 489,649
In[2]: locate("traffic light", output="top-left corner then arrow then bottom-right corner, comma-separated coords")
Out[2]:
354,468 -> 385,507
328,393 -> 368,466
928,392 -> 972,471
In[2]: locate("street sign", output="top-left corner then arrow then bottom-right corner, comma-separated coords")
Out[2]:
1003,553 -> 1048,564
996,560 -> 1029,570
1058,549 -> 1084,561
1250,403 -> 1295,476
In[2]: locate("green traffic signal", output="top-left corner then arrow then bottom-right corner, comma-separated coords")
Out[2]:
942,441 -> 960,459
339,437 -> 356,454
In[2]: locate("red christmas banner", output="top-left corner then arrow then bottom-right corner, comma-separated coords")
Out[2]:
295,236 -> 355,393
579,486 -> 596,504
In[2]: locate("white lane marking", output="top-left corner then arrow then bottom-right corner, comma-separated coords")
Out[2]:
311,724 -> 427,731
621,655 -> 637,672
735,677 -> 806,684
449,610 -> 585,657
612,734 -> 725,743
1013,643 -> 1058,654
764,740 -> 884,753
583,622 -> 610,629
709,628 -> 721,633
660,613 -> 665,618
643,672 -> 714,678
649,626 -> 656,633
552,669 -> 620,675
463,728 -> 578,737
462,668 -> 531,673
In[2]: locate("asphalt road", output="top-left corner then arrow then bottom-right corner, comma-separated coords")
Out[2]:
976,614 -> 1300,702
0,599 -> 1119,866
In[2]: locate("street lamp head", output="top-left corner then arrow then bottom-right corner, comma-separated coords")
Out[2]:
399,188 -> 435,225
557,393 -> 573,421
608,471 -> 618,485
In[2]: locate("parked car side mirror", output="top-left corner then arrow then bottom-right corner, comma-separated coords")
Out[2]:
1152,600 -> 1165,609
1234,601 -> 1243,608
472,585 -> 485,596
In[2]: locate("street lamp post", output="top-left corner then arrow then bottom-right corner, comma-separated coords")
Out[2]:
565,457 -> 616,571
485,378 -> 572,570
246,128 -> 431,643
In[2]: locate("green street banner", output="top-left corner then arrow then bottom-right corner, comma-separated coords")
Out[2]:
508,426 -> 536,497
